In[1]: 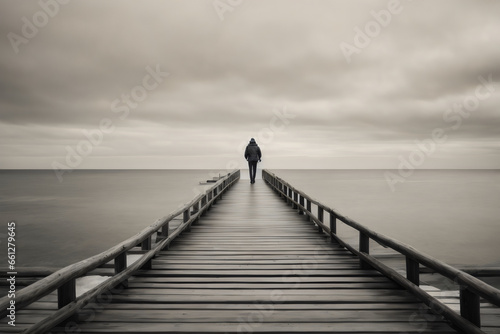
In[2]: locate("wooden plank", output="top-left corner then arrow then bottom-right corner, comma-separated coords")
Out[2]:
161,250 -> 344,255
45,180 -> 459,334
128,276 -> 392,284
50,321 -> 458,333
155,254 -> 355,260
135,269 -> 384,277
125,282 -> 399,289
91,302 -> 434,311
147,264 -> 365,270
87,309 -> 442,322
116,288 -> 414,297
167,245 -> 341,249
108,293 -> 420,304
152,258 -> 359,264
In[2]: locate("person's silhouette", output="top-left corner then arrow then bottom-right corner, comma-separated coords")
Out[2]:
244,138 -> 262,184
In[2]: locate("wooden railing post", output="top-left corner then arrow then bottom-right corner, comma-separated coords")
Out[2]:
460,288 -> 481,327
299,195 -> 304,215
406,257 -> 420,286
201,194 -> 207,213
292,191 -> 298,210
141,236 -> 151,251
193,201 -> 200,214
57,278 -> 76,309
317,207 -> 324,233
160,221 -> 170,250
359,232 -> 370,269
115,251 -> 128,288
329,212 -> 337,243
213,188 -> 218,204
184,208 -> 191,231
306,199 -> 312,221
192,201 -> 200,226
207,192 -> 213,209
141,236 -> 152,270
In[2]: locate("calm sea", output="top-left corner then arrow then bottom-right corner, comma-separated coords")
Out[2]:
1,169 -> 499,274
0,170 -> 216,269
269,169 -> 500,269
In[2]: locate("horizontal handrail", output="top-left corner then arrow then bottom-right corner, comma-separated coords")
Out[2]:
0,170 -> 240,325
263,169 -> 499,333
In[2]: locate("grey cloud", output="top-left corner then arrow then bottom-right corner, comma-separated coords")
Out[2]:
0,0 -> 499,169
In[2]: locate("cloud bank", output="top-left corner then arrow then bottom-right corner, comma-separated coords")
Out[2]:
1,0 -> 499,170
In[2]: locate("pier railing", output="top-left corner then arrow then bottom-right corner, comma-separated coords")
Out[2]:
263,169 -> 500,334
0,170 -> 240,333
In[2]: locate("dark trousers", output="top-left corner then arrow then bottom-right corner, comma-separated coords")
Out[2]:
248,161 -> 258,183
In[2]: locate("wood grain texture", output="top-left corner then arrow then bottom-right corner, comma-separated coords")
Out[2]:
43,180 -> 462,334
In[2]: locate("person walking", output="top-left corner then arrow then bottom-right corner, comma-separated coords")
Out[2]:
244,138 -> 262,184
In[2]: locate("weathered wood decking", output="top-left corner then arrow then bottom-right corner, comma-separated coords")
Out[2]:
49,179 -> 457,333
2,170 -> 499,333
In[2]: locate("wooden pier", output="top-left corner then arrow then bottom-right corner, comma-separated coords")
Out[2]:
1,169 -> 499,333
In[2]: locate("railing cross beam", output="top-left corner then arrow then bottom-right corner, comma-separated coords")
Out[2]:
0,170 -> 241,329
261,169 -> 499,334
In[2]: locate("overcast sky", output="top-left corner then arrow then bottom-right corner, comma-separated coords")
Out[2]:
1,0 -> 499,170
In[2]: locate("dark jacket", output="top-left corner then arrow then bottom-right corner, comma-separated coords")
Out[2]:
245,141 -> 262,162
